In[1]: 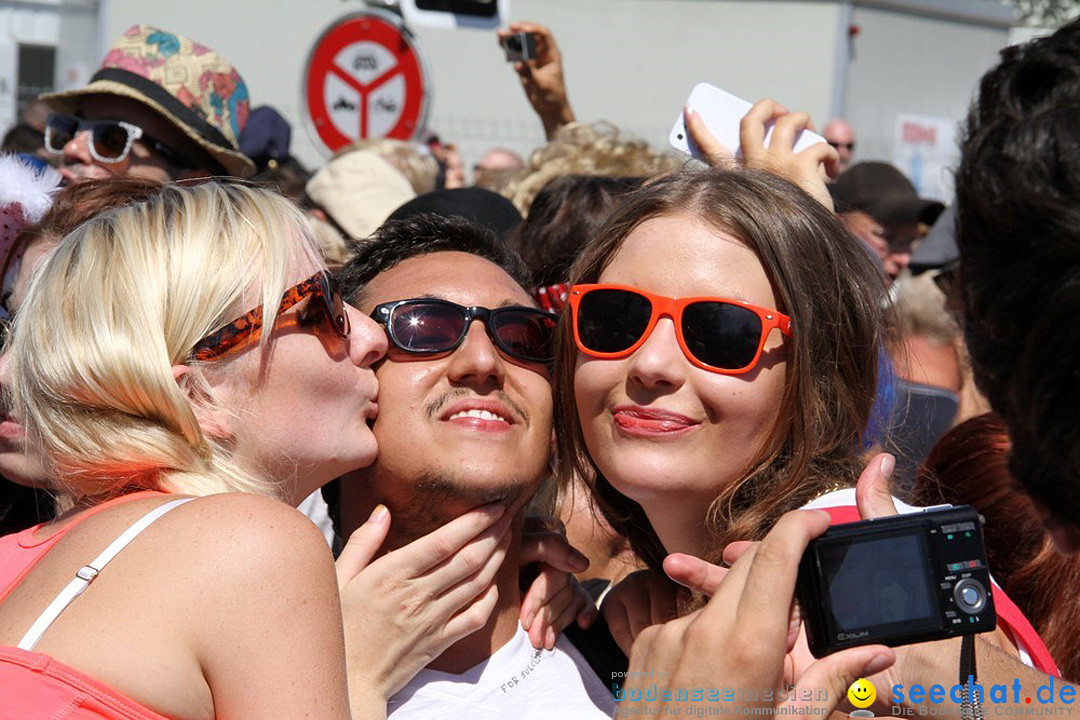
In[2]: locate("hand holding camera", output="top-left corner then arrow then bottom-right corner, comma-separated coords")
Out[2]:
796,504 -> 996,658
497,21 -> 576,140
622,510 -> 895,716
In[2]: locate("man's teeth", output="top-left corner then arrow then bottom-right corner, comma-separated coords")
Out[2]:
448,409 -> 508,422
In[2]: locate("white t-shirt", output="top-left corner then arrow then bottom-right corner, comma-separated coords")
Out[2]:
296,489 -> 335,547
801,487 -> 927,514
388,626 -> 616,719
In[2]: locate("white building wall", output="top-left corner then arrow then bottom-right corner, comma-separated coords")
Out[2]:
55,0 -> 1014,180
55,0 -> 101,95
844,1 -> 1012,189
83,0 -> 841,170
0,0 -> 61,127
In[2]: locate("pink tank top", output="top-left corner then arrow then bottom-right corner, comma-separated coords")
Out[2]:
0,491 -> 187,719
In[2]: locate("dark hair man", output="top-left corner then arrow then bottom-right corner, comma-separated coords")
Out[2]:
954,17 -> 1080,552
333,213 -> 615,717
39,25 -> 254,182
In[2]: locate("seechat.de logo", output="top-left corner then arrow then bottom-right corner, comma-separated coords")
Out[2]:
891,677 -> 1076,716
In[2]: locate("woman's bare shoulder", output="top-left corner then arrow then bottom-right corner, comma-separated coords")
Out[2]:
158,492 -> 335,578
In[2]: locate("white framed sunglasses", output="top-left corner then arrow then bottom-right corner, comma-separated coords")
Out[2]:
44,112 -> 193,168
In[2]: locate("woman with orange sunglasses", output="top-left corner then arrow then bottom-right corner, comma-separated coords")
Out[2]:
555,105 -> 1058,710
555,164 -> 887,586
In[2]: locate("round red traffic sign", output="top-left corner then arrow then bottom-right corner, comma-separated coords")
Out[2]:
302,10 -> 430,152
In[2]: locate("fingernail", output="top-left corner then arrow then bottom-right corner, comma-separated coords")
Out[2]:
369,504 -> 389,522
865,652 -> 892,676
546,627 -> 556,649
480,502 -> 506,519
572,552 -> 589,572
685,104 -> 697,118
880,454 -> 896,480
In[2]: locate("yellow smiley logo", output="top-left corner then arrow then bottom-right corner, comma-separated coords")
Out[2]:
848,678 -> 877,709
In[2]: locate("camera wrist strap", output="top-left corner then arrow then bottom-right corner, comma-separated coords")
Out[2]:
959,634 -> 983,720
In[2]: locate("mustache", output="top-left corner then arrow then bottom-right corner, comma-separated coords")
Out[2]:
425,387 -> 530,427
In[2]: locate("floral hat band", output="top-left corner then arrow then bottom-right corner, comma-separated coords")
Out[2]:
89,68 -> 234,152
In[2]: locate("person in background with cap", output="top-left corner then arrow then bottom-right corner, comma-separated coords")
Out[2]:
39,25 -> 255,182
303,150 -> 416,270
240,105 -> 311,205
905,204 -> 993,436
830,161 -> 945,284
829,164 -> 954,483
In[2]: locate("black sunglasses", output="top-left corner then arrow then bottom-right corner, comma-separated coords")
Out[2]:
45,113 -> 194,169
370,298 -> 558,364
569,284 -> 792,375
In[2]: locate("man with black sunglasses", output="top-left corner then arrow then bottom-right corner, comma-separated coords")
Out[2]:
38,25 -> 254,182
329,213 -> 616,718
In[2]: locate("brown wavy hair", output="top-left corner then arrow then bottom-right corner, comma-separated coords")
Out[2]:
916,413 -> 1080,681
553,168 -> 889,572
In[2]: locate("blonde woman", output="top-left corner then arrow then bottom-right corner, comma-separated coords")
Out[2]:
0,183 -> 575,719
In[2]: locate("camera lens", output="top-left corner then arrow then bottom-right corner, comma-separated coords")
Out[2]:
953,578 -> 987,614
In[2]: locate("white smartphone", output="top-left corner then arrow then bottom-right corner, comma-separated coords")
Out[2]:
669,82 -> 826,160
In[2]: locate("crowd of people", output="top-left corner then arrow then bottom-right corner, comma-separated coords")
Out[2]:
0,12 -> 1077,720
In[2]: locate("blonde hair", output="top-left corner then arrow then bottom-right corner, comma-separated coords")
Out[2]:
335,138 -> 438,195
8,182 -> 325,502
504,122 -> 684,214
892,271 -> 960,344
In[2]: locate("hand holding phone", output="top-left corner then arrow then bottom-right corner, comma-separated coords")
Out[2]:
670,84 -> 838,209
669,83 -> 826,160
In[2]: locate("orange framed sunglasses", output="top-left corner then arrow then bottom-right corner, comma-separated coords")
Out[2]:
568,283 -> 792,375
192,271 -> 349,362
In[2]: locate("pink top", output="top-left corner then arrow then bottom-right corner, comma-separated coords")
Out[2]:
0,491 -> 174,720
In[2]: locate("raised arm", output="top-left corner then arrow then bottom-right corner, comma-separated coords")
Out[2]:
497,22 -> 576,140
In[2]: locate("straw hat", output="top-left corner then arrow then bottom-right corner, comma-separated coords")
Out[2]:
41,25 -> 255,178
305,151 -> 415,241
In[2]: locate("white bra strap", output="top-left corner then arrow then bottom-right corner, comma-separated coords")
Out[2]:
18,497 -> 195,651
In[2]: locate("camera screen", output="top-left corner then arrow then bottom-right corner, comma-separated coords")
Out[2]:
820,533 -> 935,631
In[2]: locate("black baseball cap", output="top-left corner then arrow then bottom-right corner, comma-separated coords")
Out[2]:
830,161 -> 945,226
